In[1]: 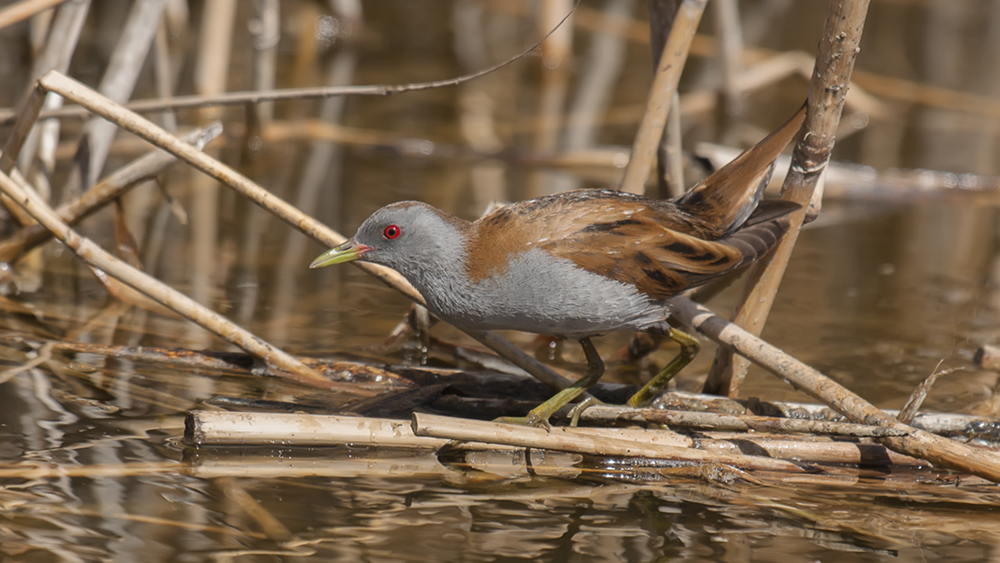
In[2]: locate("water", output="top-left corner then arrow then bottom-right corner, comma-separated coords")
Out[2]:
1,1 -> 1000,560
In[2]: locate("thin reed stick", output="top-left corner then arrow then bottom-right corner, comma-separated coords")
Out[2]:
618,0 -> 706,194
412,412 -> 812,473
0,168 -> 344,391
0,124 -> 220,264
672,296 -> 1000,483
704,0 -> 871,396
0,0 -> 67,30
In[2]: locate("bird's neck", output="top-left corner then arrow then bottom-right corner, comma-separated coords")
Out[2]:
387,223 -> 479,320
404,245 -> 472,298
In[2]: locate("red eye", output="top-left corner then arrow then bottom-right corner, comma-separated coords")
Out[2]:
383,225 -> 401,240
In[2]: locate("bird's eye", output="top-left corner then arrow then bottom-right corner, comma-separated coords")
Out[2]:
383,225 -> 401,240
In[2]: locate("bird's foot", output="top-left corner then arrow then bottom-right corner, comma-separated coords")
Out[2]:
567,397 -> 602,427
492,413 -> 553,430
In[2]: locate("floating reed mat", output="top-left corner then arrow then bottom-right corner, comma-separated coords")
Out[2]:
184,410 -> 935,472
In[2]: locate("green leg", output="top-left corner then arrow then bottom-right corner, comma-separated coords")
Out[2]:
626,328 -> 700,408
496,337 -> 605,427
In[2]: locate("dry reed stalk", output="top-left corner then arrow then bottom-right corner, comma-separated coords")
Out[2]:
0,84 -> 46,224
13,0 -> 89,186
186,411 -> 447,448
671,296 -> 1000,482
619,0 -> 706,194
76,0 -> 166,189
662,92 -> 684,196
36,71 -> 419,297
695,438 -> 924,466
647,0 -> 680,198
187,0 -> 234,325
578,405 -> 907,437
412,412 -> 813,473
0,0 -> 68,29
534,0 -> 573,154
710,0 -> 744,114
465,329 -> 579,392
187,410 -> 694,449
660,390 -> 1000,438
704,0 -> 871,396
186,409 -> 922,469
185,407 -> 960,470
0,124 -> 220,264
0,168 -> 346,391
897,365 -> 962,425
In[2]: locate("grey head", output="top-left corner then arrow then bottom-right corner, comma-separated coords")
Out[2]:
311,201 -> 472,298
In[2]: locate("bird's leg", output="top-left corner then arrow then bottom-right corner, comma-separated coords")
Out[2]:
526,337 -> 605,426
496,337 -> 605,427
626,328 -> 700,407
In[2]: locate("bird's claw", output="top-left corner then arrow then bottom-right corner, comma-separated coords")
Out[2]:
493,414 -> 553,431
567,397 -> 601,427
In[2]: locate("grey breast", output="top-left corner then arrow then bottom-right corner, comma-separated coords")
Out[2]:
447,249 -> 670,338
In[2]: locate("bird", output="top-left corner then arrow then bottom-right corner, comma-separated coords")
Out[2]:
311,105 -> 806,425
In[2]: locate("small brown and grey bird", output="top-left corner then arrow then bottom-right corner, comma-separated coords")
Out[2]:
312,105 -> 806,425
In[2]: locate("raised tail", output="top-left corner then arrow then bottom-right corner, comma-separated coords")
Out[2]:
672,104 -> 806,239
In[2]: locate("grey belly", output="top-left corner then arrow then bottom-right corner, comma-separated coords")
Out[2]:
430,250 -> 670,338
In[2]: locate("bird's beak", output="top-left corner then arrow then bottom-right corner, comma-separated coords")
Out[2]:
309,240 -> 370,268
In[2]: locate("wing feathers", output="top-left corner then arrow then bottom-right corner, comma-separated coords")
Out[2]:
466,102 -> 808,299
543,200 -> 799,299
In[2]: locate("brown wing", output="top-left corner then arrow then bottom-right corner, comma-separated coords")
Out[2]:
466,190 -> 693,283
540,199 -> 798,299
540,207 -> 742,299
465,190 -> 796,297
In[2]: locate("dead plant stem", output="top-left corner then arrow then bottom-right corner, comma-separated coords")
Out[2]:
672,296 -> 1000,482
619,0 -> 706,194
0,167 -> 340,391
704,0 -> 871,396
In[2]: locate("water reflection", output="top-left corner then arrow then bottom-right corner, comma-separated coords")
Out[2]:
6,439 -> 1000,561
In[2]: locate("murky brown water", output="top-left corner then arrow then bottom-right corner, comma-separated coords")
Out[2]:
2,1 -> 1000,561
